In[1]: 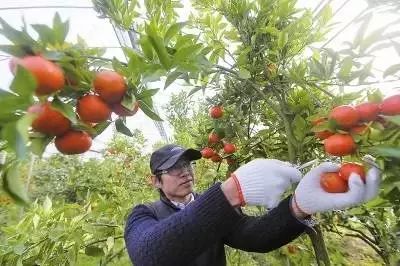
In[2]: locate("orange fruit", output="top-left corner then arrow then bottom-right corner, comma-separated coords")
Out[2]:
329,105 -> 359,128
93,70 -> 127,104
17,56 -> 65,96
223,143 -> 236,154
77,95 -> 111,123
28,102 -> 70,136
339,163 -> 366,182
55,130 -> 92,155
320,172 -> 348,193
380,95 -> 400,115
112,101 -> 139,116
209,106 -> 223,119
324,134 -> 356,156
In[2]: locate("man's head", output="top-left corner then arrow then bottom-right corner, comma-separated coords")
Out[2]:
150,144 -> 201,201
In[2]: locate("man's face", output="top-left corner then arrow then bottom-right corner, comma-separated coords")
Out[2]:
154,159 -> 195,200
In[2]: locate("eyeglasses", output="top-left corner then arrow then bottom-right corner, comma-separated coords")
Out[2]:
156,160 -> 196,177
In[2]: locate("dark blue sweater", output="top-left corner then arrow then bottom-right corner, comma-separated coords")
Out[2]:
124,183 -> 307,265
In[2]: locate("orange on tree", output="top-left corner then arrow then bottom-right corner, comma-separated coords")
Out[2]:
339,163 -> 366,182
112,101 -> 139,117
329,105 -> 359,128
223,143 -> 236,154
55,130 -> 92,155
93,70 -> 127,104
324,134 -> 356,156
350,124 -> 368,135
226,157 -> 236,165
380,94 -> 400,115
16,56 -> 65,96
208,132 -> 221,144
77,95 -> 111,123
355,102 -> 380,122
28,102 -> 71,136
312,118 -> 334,140
209,106 -> 223,119
211,154 -> 222,163
201,147 -> 214,159
320,172 -> 348,193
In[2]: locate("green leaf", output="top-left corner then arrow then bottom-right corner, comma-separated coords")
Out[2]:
51,97 -> 77,124
10,66 -> 37,97
238,68 -> 251,79
0,44 -> 32,57
338,56 -> 353,80
139,36 -> 154,60
3,162 -> 29,205
138,100 -> 163,121
164,22 -> 187,45
115,118 -> 133,137
43,196 -> 52,213
2,114 -> 34,159
278,32 -> 288,49
173,44 -> 203,63
145,23 -> 171,69
383,64 -> 400,78
84,246 -> 104,257
382,115 -> 400,126
369,146 -> 400,159
353,13 -> 373,48
138,88 -> 159,99
92,121 -> 111,138
164,70 -> 183,89
0,18 -> 36,46
52,12 -> 69,44
30,136 -> 53,157
32,24 -> 55,45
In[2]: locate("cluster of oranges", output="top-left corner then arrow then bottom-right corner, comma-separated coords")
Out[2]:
312,94 -> 400,193
11,55 -> 138,155
200,106 -> 237,164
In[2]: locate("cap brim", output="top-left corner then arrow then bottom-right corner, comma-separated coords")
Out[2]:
157,148 -> 201,171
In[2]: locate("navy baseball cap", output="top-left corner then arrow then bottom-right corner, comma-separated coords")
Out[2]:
150,144 -> 202,174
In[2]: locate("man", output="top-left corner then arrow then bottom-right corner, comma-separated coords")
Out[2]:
124,144 -> 380,266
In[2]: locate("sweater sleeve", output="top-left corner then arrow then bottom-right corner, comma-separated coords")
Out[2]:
124,183 -> 242,266
223,196 -> 307,252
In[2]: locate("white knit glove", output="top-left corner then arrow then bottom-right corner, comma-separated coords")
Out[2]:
294,162 -> 381,215
233,159 -> 302,208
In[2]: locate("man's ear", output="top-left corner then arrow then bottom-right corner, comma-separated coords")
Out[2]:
151,175 -> 161,188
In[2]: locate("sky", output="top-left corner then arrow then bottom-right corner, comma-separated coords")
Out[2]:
0,0 -> 399,157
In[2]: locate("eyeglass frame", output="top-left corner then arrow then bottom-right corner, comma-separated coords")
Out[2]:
154,159 -> 196,177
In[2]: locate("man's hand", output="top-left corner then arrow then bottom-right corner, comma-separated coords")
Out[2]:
293,162 -> 381,215
222,159 -> 302,208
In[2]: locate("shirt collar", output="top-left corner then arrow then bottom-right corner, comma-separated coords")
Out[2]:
170,193 -> 195,210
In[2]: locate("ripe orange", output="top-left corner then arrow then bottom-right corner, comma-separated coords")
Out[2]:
211,154 -> 222,162
223,143 -> 236,154
320,172 -> 348,193
93,70 -> 127,104
313,118 -> 334,140
350,124 -> 368,135
28,102 -> 70,136
112,101 -> 139,116
329,105 -> 359,128
339,163 -> 366,182
324,134 -> 356,156
201,147 -> 214,158
55,130 -> 92,155
77,95 -> 111,123
209,106 -> 223,119
208,132 -> 221,144
355,102 -> 380,122
380,95 -> 400,115
17,56 -> 65,96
